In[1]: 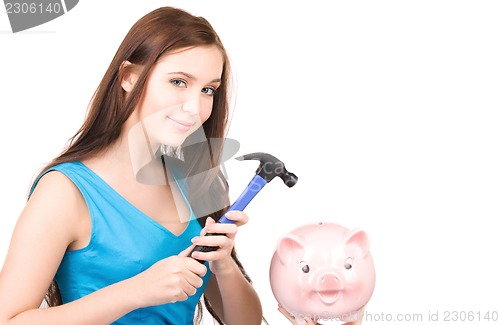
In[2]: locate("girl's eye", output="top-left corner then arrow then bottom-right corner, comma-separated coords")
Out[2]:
202,87 -> 216,96
170,79 -> 187,88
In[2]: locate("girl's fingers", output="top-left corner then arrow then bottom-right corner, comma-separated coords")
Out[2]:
190,212 -> 248,265
191,234 -> 232,249
278,304 -> 323,325
190,236 -> 233,261
203,219 -> 238,239
277,305 -> 296,322
305,317 -> 321,325
224,210 -> 249,226
178,243 -> 197,257
191,249 -> 225,262
200,211 -> 247,237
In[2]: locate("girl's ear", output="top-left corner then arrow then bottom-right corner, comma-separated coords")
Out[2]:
120,60 -> 140,93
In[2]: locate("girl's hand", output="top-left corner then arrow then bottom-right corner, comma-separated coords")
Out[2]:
278,304 -> 365,325
128,245 -> 207,308
278,305 -> 318,325
189,211 -> 248,275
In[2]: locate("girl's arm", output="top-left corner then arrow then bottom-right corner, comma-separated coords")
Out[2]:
204,261 -> 263,325
0,171 -> 138,325
0,171 -> 206,325
192,213 -> 263,325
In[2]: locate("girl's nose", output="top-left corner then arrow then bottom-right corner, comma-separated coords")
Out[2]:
181,97 -> 202,115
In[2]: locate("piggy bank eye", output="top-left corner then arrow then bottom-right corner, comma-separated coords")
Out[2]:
300,261 -> 310,273
345,257 -> 354,270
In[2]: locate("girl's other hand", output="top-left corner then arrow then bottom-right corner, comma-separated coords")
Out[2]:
278,304 -> 365,325
189,211 -> 248,275
127,245 -> 207,308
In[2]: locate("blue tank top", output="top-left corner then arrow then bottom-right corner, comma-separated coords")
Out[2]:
33,161 -> 211,324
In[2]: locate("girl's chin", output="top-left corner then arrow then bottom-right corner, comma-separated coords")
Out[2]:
153,136 -> 190,152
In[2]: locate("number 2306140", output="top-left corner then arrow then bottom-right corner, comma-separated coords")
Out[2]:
5,2 -> 62,14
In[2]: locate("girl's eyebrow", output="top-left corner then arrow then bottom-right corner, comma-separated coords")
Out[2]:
168,71 -> 221,83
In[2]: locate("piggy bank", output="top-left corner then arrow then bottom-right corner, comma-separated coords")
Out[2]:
269,222 -> 375,324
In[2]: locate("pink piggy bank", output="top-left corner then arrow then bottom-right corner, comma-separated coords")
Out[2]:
269,222 -> 375,324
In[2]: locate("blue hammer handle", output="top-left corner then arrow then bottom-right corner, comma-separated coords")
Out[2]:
217,174 -> 267,223
189,174 -> 268,260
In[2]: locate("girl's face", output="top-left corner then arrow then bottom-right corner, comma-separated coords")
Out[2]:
132,45 -> 224,149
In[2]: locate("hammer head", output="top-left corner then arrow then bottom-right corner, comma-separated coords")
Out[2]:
235,152 -> 298,187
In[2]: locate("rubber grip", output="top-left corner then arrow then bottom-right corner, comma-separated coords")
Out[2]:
189,233 -> 222,263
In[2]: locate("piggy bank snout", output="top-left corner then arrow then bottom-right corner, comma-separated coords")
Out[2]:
316,272 -> 344,291
313,272 -> 345,305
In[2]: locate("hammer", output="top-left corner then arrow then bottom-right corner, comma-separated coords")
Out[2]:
189,152 -> 298,259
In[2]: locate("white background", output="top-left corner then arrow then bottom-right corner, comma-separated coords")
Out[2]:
1,1 -> 500,324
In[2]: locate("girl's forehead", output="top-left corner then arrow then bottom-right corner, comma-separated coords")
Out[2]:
154,45 -> 224,78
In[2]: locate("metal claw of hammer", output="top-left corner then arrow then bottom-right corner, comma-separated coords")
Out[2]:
189,152 -> 298,260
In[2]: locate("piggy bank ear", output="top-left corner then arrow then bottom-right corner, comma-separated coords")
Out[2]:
344,228 -> 371,258
276,234 -> 306,266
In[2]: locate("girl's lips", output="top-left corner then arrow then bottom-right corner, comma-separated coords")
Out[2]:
167,116 -> 194,132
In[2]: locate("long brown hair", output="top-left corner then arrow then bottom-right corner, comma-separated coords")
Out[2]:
36,6 -> 256,324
